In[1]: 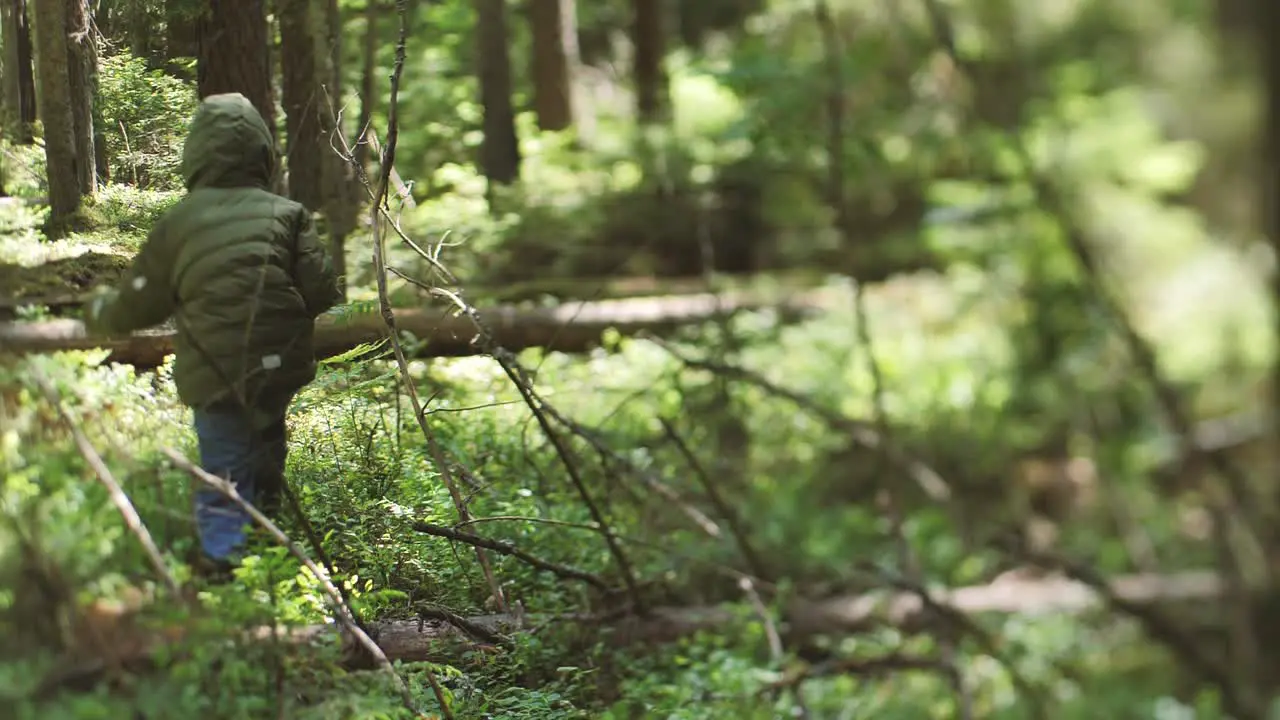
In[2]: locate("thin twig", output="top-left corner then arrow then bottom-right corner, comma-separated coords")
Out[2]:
659,416 -> 769,579
34,372 -> 181,597
411,521 -> 610,591
359,0 -> 509,618
813,3 -> 971,715
552,414 -> 723,539
739,576 -> 783,663
161,447 -> 434,717
764,652 -> 948,693
647,335 -> 951,502
426,286 -> 647,612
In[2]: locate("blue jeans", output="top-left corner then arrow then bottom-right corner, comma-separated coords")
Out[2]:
192,406 -> 289,561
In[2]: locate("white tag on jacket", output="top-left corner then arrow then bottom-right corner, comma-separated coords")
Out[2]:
261,354 -> 282,370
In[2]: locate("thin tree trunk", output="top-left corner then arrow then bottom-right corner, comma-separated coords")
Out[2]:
2,0 -> 36,142
65,0 -> 97,196
279,0 -> 324,211
196,0 -> 276,139
354,0 -> 376,172
1256,0 -> 1280,574
2,0 -> 21,131
528,0 -> 578,132
321,0 -> 353,300
30,0 -> 81,223
476,0 -> 520,188
632,0 -> 667,124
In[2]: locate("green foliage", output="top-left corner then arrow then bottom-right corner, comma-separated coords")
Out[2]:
1,0 -> 1273,716
96,52 -> 199,191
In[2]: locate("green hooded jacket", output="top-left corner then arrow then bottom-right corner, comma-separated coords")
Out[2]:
85,93 -> 342,426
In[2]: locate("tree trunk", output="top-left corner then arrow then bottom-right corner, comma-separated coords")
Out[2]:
0,290 -> 830,368
476,0 -> 520,187
65,0 -> 96,197
30,0 -> 81,223
528,0 -> 578,132
354,0 -> 377,173
632,0 -> 667,124
2,0 -> 36,143
321,0 -> 354,301
1256,0 -> 1280,571
195,0 -> 276,140
278,0 -> 324,211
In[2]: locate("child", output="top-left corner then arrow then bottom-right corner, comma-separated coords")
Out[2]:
84,92 -> 342,577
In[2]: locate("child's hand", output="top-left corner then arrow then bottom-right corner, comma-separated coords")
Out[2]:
83,287 -> 117,335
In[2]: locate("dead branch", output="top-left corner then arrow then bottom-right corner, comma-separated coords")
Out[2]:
0,290 -> 829,368
32,371 -> 181,597
551,414 -> 724,540
1022,549 -> 1247,717
44,567 -> 1236,688
659,416 -> 769,579
649,336 -> 951,502
425,285 -> 648,612
354,0 -> 508,625
813,3 -> 969,709
411,521 -> 611,591
161,447 -> 428,716
763,652 -> 949,693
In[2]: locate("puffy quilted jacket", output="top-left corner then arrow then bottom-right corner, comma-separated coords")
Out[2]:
85,93 -> 342,426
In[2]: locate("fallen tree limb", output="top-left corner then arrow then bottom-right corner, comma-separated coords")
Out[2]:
35,567 -> 1234,696
346,568 -> 1231,659
0,289 -> 831,368
412,522 -> 611,591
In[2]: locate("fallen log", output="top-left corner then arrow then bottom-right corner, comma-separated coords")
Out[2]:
0,271 -> 832,316
32,568 -> 1235,695
0,289 -> 832,368
267,569 -> 1234,667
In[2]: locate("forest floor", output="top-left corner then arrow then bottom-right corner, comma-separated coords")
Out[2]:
0,177 -> 1273,718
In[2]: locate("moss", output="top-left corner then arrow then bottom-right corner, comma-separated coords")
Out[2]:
0,252 -> 130,300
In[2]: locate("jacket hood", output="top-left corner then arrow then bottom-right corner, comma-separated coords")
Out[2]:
181,93 -> 276,191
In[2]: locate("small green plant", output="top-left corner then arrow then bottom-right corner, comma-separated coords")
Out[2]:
96,53 -> 198,191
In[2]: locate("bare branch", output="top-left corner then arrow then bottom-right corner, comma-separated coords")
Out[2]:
33,371 -> 181,597
161,447 -> 429,716
411,521 -> 611,591
658,417 -> 769,579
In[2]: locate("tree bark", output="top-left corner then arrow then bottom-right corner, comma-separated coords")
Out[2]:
632,0 -> 667,124
195,0 -> 276,140
65,0 -> 96,196
476,0 -> 520,187
354,0 -> 377,173
320,0 -> 354,301
2,0 -> 36,142
0,290 -> 830,368
278,0 -> 324,211
1255,0 -> 1280,569
30,0 -> 81,223
528,0 -> 578,132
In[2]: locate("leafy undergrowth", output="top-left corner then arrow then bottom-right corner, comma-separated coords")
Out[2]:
0,293 -> 1236,718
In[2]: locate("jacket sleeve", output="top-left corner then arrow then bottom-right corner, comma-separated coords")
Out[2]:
83,222 -> 176,336
292,209 -> 343,318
